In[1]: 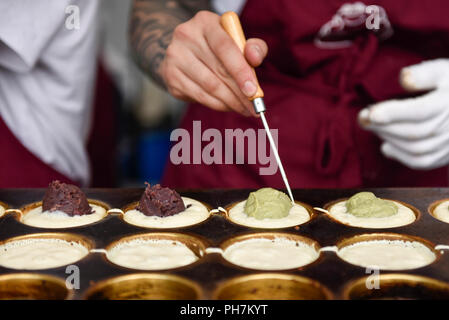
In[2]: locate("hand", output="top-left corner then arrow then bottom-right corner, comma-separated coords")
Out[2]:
358,59 -> 449,170
160,11 -> 268,117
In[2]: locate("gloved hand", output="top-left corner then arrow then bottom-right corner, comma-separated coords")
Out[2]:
358,59 -> 449,170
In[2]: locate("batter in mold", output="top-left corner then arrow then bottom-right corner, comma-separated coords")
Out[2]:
431,200 -> 449,223
106,238 -> 199,270
327,192 -> 416,228
222,237 -> 319,270
0,238 -> 89,270
123,184 -> 210,228
228,188 -> 310,228
337,239 -> 436,270
21,180 -> 107,228
0,203 -> 5,217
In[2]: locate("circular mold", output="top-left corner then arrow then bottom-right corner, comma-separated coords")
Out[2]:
428,198 -> 449,224
220,232 -> 321,271
336,233 -> 439,271
121,197 -> 212,229
324,197 -> 419,229
19,199 -> 110,229
0,233 -> 93,270
213,274 -> 332,300
343,274 -> 449,300
0,201 -> 8,217
0,273 -> 72,300
224,199 -> 315,229
85,273 -> 202,300
104,233 -> 207,271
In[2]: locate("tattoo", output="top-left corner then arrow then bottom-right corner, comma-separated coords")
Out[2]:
130,0 -> 211,87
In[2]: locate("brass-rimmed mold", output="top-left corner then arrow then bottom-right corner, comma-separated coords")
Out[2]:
0,232 -> 94,249
335,233 -> 441,269
104,232 -> 208,271
213,273 -> 333,300
0,202 -> 15,219
18,199 -> 111,228
21,199 -> 111,214
121,201 -> 139,214
224,199 -> 316,229
323,197 -> 420,228
0,232 -> 94,269
2,210 -> 22,219
343,274 -> 449,300
219,232 -> 321,271
428,198 -> 449,224
121,198 -> 213,229
0,273 -> 72,300
336,233 -> 437,252
0,201 -> 8,216
84,273 -> 202,300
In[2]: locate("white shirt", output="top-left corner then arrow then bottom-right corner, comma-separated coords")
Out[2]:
0,0 -> 99,186
211,0 -> 246,15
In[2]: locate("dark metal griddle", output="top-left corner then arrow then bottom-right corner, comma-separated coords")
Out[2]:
0,188 -> 449,300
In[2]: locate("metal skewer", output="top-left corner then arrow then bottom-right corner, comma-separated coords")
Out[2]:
221,12 -> 295,203
259,107 -> 294,202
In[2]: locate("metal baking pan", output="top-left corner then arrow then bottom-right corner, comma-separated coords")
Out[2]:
0,188 -> 448,300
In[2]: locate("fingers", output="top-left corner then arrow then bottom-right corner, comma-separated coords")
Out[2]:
381,142 -> 449,170
245,38 -> 268,67
194,48 -> 257,116
171,64 -> 252,116
377,130 -> 449,156
363,114 -> 449,140
203,17 -> 259,98
161,11 -> 265,116
400,59 -> 449,92
361,58 -> 449,169
165,64 -> 234,114
184,49 -> 254,116
358,91 -> 448,125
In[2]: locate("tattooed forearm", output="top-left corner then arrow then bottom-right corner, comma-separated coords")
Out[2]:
129,0 -> 210,87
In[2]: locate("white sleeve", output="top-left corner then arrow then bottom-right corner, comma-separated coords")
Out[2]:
0,0 -> 99,185
0,0 -> 72,72
211,0 -> 247,15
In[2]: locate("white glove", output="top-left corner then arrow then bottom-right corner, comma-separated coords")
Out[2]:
358,59 -> 449,170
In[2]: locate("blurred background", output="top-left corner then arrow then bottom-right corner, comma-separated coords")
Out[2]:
93,0 -> 186,188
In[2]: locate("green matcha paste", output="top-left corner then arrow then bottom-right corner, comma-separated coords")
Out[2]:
244,188 -> 293,220
345,192 -> 398,218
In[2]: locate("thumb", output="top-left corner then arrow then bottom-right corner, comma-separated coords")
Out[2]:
400,59 -> 449,92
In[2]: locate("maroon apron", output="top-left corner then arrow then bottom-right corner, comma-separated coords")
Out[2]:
0,117 -> 77,188
162,0 -> 449,189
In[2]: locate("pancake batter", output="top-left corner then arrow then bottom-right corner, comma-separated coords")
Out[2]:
222,237 -> 319,270
328,199 -> 415,228
106,238 -> 199,270
432,200 -> 449,223
228,200 -> 310,228
0,238 -> 89,270
337,239 -> 436,270
22,204 -> 107,228
124,197 -> 210,228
